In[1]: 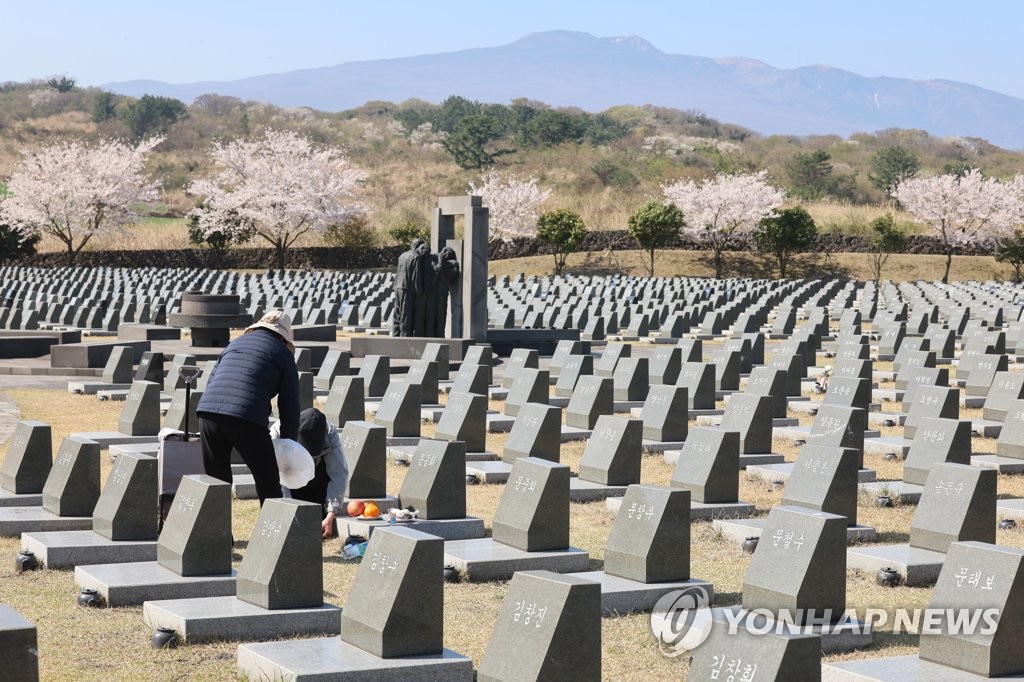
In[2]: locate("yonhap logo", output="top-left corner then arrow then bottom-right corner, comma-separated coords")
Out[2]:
650,585 -> 713,657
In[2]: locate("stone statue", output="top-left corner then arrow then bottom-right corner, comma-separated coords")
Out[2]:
392,238 -> 425,337
431,246 -> 460,337
413,241 -> 433,337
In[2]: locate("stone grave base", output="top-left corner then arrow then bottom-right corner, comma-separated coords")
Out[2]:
443,538 -> 590,582
485,413 -> 514,433
0,507 -> 92,536
0,489 -> 41,508
568,478 -> 628,503
465,461 -> 512,484
846,544 -> 945,587
640,439 -> 685,454
342,516 -> 485,541
108,442 -> 159,459
971,454 -> 1024,474
959,394 -> 986,408
488,386 -> 508,400
605,496 -> 755,520
716,605 -> 872,654
143,596 -> 342,644
338,496 -> 400,517
232,475 -> 257,500
699,412 -> 799,429
713,518 -> 877,545
867,411 -> 907,428
237,636 -> 474,681
745,463 -> 877,483
970,419 -> 1003,438
864,437 -> 911,458
560,426 -> 593,443
572,571 -> 714,615
771,425 -> 881,443
548,396 -> 569,408
872,388 -> 904,403
365,403 -> 445,423
67,381 -> 130,395
74,562 -> 237,606
388,445 -> 497,463
612,400 -> 646,413
858,480 -> 923,504
96,390 -> 129,401
996,497 -> 1024,521
21,531 -> 157,568
662,450 -> 786,468
70,432 -> 158,450
384,436 -> 422,448
822,654 -> 1024,681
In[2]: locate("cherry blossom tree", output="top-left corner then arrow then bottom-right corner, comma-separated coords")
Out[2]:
895,169 -> 1024,283
0,136 -> 163,264
662,170 -> 786,278
188,129 -> 367,272
468,171 -> 551,242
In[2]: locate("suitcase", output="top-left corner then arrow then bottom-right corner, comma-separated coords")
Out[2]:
158,365 -> 204,526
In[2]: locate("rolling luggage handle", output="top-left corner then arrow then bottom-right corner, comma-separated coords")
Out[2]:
158,364 -> 204,528
178,364 -> 203,440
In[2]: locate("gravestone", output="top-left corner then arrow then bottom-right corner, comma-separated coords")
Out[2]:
670,429 -> 741,503
983,372 -> 1024,421
0,605 -> 38,682
0,420 -> 51,494
324,376 -> 365,428
405,360 -> 439,404
163,387 -> 202,433
806,405 -> 866,457
117,380 -> 161,436
435,391 -> 487,453
746,367 -> 788,418
341,421 -> 387,498
710,349 -> 740,391
965,353 -> 1008,397
451,363 -> 489,396
398,439 -> 467,519
595,343 -> 630,377
420,343 -> 449,381
648,347 -> 682,385
719,393 -> 774,454
501,349 -> 539,388
42,437 -> 100,517
358,355 -> 390,398
374,381 -> 421,438
503,403 -> 562,465
910,463 -> 995,553
102,346 -> 134,384
605,484 -> 690,583
822,377 -> 871,413
780,445 -> 858,525
742,505 -> 847,623
688,609 -> 821,681
903,386 -> 959,439
565,375 -> 613,430
903,418 -> 973,485
492,458 -> 570,551
462,345 -> 493,385
315,350 -> 350,390
996,400 -> 1024,459
91,452 -> 158,540
236,498 -> 323,609
504,368 -> 549,417
578,416 -> 642,485
157,474 -> 233,576
640,385 -> 688,442
676,362 -> 716,410
477,571 -> 601,682
340,526 -> 444,657
612,357 -> 649,401
554,354 -> 593,397
134,351 -> 164,383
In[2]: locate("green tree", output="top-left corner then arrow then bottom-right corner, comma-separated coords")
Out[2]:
91,91 -> 117,123
387,220 -> 429,246
433,95 -> 483,133
119,94 -> 188,138
996,232 -> 1024,283
536,208 -> 587,276
784,149 -> 834,200
627,201 -> 684,277
442,115 -> 510,169
869,146 -> 920,198
869,213 -> 907,283
46,75 -> 75,92
752,206 -> 817,278
520,110 -> 586,147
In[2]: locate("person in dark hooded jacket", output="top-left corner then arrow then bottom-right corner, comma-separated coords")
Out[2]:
197,310 -> 300,505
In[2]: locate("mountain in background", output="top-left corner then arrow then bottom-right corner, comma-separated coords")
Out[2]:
105,30 -> 1024,149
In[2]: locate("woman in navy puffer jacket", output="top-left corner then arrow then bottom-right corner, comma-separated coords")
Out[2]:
197,310 -> 300,505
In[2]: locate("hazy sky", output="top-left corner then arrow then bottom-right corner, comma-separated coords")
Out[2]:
5,0 -> 1022,99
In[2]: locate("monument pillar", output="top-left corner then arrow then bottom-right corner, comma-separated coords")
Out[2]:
431,196 -> 488,342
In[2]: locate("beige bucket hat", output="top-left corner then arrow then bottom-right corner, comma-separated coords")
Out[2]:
245,310 -> 295,351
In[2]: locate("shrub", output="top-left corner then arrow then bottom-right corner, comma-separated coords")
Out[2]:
753,206 -> 817,278
627,201 -> 684,277
387,220 -> 429,247
324,213 -> 377,248
536,208 -> 587,276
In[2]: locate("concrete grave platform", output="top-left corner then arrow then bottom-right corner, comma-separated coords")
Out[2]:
771,425 -> 881,443
859,480 -> 924,504
864,437 -> 911,458
385,436 -> 422,448
387,444 -> 497,463
67,382 -> 131,395
69,432 -> 158,450
640,439 -> 685,454
96,390 -> 129,401
21,530 -> 157,569
0,507 -> 92,536
712,517 -> 877,545
970,419 -> 1003,438
746,462 -> 877,483
663,449 -> 786,468
465,461 -> 513,484
237,636 -> 474,681
74,561 -> 237,606
571,571 -> 714,615
696,415 -> 800,428
634,407 -> 722,419
959,395 -> 987,409
612,400 -> 646,413
867,411 -> 907,427
485,413 -> 515,433
342,516 -> 485,541
366,402 -> 446,423
143,596 -> 342,644
0,488 -> 42,508
997,498 -> 1024,521
108,442 -> 159,459
605,495 -> 755,520
846,544 -> 946,587
488,387 -> 508,400
872,388 -> 904,403
971,455 -> 1024,474
822,655 -> 1024,681
560,426 -> 593,443
232,475 -> 257,500
443,538 -> 589,582
338,496 -> 400,517
568,478 -> 627,503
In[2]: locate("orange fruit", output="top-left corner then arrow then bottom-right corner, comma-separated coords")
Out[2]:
362,502 -> 381,518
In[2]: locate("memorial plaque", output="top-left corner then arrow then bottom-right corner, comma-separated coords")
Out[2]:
640,385 -> 688,442
118,380 -> 161,436
578,416 -> 642,486
435,391 -> 487,452
374,381 -> 421,438
670,428 -> 740,503
324,375 -> 365,428
478,571 -> 601,682
768,352 -> 804,396
781,445 -> 858,525
157,474 -> 233,576
822,377 -> 870,412
904,418 -> 972,485
492,458 -> 570,551
399,439 -> 467,519
675,338 -> 702,363
341,421 -> 387,498
0,420 -> 51,494
92,452 -> 158,540
503,403 -> 562,465
605,484 -> 690,583
910,463 -> 995,553
237,498 -> 323,609
41,436 -> 100,517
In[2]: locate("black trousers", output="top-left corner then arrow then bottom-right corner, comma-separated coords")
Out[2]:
200,414 -> 282,506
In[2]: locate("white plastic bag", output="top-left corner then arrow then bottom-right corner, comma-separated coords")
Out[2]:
272,438 -> 316,489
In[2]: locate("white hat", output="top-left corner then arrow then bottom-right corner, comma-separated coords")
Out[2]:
245,310 -> 295,351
